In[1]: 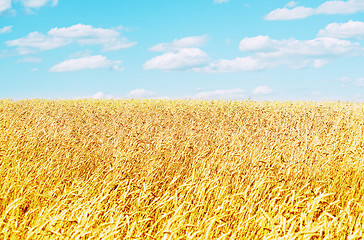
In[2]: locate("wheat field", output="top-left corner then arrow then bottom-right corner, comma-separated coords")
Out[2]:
1,99 -> 364,239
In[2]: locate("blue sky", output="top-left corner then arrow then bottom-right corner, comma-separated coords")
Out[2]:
1,0 -> 364,101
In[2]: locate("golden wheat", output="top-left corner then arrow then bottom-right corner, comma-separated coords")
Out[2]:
1,99 -> 364,239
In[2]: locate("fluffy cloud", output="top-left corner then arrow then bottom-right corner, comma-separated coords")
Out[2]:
144,48 -> 209,71
85,89 -> 158,99
318,20 -> 364,39
144,35 -> 210,71
266,6 -> 314,20
91,92 -> 105,99
240,36 -> 360,57
335,77 -> 364,86
191,88 -> 246,100
0,0 -> 57,14
356,78 -> 364,86
253,86 -> 273,95
7,31 -> 70,51
266,0 -> 364,20
239,35 -> 273,51
79,92 -> 113,99
0,25 -> 12,33
48,24 -> 120,39
125,88 -> 156,98
49,55 -> 122,72
214,0 -> 229,3
285,1 -> 298,8
198,35 -> 360,73
6,24 -> 136,53
89,92 -> 113,99
197,57 -> 265,73
17,57 -> 42,63
48,24 -> 136,51
240,36 -> 360,69
21,0 -> 58,8
315,0 -> 364,14
149,35 -> 208,52
145,28 -> 362,73
0,0 -> 11,14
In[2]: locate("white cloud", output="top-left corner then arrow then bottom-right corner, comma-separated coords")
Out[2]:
149,35 -> 208,52
318,20 -> 364,39
266,6 -> 314,20
336,76 -> 353,82
48,24 -> 136,51
49,55 -> 122,72
240,36 -> 360,69
214,0 -> 229,3
21,0 -> 56,8
285,1 -> 298,8
90,91 -> 113,99
145,30 -> 362,73
315,0 -> 364,14
197,56 -> 265,73
332,76 -> 364,87
68,50 -> 92,58
80,92 -> 113,99
143,48 -> 209,71
91,92 -> 105,99
0,25 -> 12,33
48,24 -> 119,39
7,31 -> 72,51
17,56 -> 42,63
266,0 -> 364,20
191,88 -> 246,100
145,35 -> 210,71
0,0 -> 57,14
239,35 -> 272,51
201,35 -> 360,73
356,78 -> 364,86
0,0 -> 11,14
253,86 -> 273,95
6,24 -> 136,53
252,37 -> 359,57
125,88 -> 156,98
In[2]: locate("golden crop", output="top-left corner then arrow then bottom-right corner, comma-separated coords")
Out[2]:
1,99 -> 364,239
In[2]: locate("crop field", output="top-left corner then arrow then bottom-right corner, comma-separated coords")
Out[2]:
1,99 -> 364,239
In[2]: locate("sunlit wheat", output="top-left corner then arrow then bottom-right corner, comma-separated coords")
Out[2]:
0,99 -> 364,239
